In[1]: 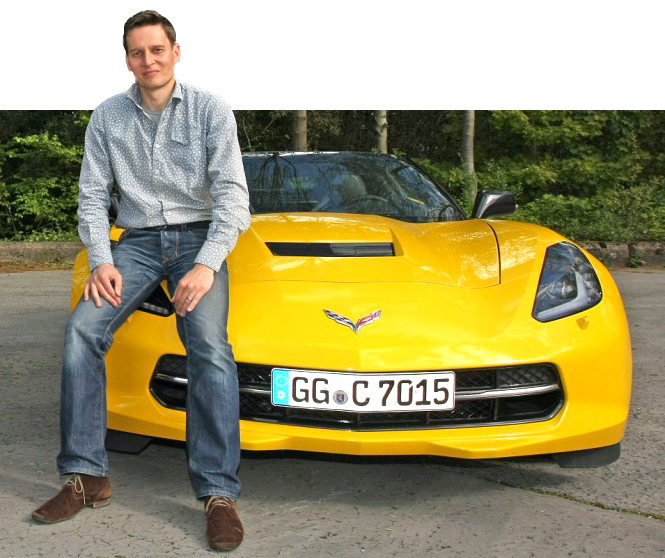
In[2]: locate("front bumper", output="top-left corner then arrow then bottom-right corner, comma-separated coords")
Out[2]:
105,316 -> 630,460
102,260 -> 631,459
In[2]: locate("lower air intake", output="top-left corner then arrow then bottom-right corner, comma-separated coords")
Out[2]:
150,358 -> 562,430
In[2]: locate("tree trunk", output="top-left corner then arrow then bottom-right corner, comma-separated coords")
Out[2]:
291,110 -> 308,151
373,110 -> 388,153
462,110 -> 477,205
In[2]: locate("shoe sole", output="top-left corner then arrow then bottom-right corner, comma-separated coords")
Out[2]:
32,498 -> 111,524
209,542 -> 242,552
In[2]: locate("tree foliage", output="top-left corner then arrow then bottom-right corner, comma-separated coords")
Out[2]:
0,129 -> 84,240
1,109 -> 664,241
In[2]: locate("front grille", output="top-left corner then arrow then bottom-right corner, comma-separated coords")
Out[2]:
150,357 -> 563,429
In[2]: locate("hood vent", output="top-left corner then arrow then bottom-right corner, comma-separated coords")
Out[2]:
267,242 -> 395,257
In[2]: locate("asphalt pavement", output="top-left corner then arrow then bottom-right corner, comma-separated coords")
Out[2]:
0,269 -> 663,557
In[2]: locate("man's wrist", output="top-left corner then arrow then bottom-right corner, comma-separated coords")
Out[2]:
194,262 -> 216,274
90,260 -> 115,273
87,242 -> 114,273
194,241 -> 227,273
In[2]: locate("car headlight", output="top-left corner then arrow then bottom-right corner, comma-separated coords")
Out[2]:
533,242 -> 602,322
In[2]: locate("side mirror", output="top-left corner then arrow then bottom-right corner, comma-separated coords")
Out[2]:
471,190 -> 517,219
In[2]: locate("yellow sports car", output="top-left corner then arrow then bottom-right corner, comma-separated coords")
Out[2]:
71,152 -> 632,467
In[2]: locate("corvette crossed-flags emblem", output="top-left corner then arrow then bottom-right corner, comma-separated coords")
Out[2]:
323,309 -> 382,334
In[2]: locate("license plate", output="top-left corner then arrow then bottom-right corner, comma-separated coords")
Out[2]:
271,369 -> 455,412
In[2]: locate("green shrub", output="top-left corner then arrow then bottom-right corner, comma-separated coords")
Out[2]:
0,133 -> 82,240
513,180 -> 665,241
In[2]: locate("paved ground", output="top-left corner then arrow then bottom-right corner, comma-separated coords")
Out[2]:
0,270 -> 663,557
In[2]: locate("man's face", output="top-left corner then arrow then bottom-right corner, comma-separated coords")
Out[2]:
125,24 -> 180,91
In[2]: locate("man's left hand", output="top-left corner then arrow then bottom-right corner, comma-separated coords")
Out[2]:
171,263 -> 215,316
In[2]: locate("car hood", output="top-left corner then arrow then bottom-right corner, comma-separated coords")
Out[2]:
229,213 -> 501,288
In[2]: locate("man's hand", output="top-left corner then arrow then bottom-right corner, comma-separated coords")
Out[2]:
84,263 -> 123,308
171,263 -> 215,316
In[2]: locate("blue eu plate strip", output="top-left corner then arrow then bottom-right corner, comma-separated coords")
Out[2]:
272,369 -> 290,405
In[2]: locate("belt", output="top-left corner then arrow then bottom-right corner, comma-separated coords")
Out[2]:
137,220 -> 211,232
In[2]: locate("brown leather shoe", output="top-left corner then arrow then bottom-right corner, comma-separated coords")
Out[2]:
205,496 -> 244,551
32,474 -> 112,524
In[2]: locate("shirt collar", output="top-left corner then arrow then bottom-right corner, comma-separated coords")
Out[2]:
126,80 -> 183,110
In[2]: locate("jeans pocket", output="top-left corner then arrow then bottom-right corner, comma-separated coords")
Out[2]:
118,228 -> 134,242
177,228 -> 207,256
189,227 -> 210,243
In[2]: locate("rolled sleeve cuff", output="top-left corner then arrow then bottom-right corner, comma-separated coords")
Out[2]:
194,240 -> 228,272
87,244 -> 114,272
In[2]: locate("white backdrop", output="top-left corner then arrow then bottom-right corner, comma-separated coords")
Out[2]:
2,0 -> 662,109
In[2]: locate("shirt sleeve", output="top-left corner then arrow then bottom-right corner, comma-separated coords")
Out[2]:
194,97 -> 251,272
77,106 -> 115,272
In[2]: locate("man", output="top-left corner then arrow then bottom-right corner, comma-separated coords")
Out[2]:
31,10 -> 250,552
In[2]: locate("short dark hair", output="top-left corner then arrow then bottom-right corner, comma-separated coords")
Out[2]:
123,10 -> 176,53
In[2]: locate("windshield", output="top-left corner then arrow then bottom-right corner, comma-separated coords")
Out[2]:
242,153 -> 465,223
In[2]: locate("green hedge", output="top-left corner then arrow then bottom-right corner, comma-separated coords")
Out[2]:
0,133 -> 81,241
514,182 -> 665,242
2,111 -> 665,243
415,158 -> 665,242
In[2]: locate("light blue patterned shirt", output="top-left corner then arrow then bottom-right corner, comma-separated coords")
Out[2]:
78,81 -> 250,272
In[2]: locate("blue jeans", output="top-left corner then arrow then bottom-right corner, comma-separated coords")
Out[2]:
56,228 -> 241,500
